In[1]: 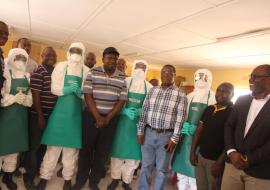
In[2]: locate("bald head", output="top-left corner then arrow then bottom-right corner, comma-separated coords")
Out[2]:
249,64 -> 270,98
41,46 -> 57,66
17,38 -> 31,54
150,79 -> 159,86
117,58 -> 127,73
256,64 -> 270,75
84,52 -> 96,69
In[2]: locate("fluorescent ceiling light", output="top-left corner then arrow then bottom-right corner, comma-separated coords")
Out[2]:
216,27 -> 270,42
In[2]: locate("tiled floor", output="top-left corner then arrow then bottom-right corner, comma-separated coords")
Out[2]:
0,167 -> 176,190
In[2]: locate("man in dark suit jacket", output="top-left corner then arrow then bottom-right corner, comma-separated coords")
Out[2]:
222,64 -> 270,190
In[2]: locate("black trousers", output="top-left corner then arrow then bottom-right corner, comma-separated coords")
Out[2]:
75,109 -> 118,186
23,114 -> 46,181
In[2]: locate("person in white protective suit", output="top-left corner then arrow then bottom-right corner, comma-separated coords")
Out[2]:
0,48 -> 32,190
171,69 -> 216,190
36,43 -> 89,190
108,60 -> 152,190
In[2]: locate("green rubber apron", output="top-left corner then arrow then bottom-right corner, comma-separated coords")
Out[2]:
41,67 -> 83,148
110,80 -> 147,160
172,92 -> 210,177
0,70 -> 29,156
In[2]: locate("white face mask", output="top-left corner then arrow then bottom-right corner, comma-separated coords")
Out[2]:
133,69 -> 145,79
13,60 -> 26,72
195,79 -> 208,89
70,53 -> 82,63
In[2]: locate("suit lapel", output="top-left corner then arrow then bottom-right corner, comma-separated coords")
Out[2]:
244,98 -> 270,139
240,96 -> 253,139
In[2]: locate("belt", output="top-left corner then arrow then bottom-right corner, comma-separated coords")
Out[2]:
145,124 -> 174,133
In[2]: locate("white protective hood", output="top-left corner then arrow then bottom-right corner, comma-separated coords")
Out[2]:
127,60 -> 152,93
7,48 -> 29,77
188,68 -> 215,104
67,42 -> 85,67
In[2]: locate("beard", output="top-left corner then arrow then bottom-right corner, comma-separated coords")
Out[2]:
104,63 -> 116,72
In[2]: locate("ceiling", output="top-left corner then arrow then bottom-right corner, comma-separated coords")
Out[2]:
1,0 -> 270,69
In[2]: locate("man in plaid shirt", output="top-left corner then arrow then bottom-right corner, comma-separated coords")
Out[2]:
137,64 -> 187,190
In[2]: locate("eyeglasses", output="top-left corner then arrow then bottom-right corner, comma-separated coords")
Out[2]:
249,74 -> 270,80
0,31 -> 9,36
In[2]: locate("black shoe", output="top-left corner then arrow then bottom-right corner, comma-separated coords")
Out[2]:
107,179 -> 119,190
57,167 -> 63,178
63,180 -> 72,190
89,183 -> 100,190
36,179 -> 47,190
2,172 -> 17,190
122,182 -> 132,190
23,174 -> 36,190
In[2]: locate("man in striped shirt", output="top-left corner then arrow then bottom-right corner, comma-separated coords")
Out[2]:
137,65 -> 187,190
72,47 -> 127,190
23,47 -> 57,189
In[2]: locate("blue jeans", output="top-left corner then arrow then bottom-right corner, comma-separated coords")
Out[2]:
138,128 -> 173,190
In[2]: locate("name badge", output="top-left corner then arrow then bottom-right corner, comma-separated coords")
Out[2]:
191,107 -> 199,112
67,80 -> 75,85
129,98 -> 141,103
16,87 -> 27,93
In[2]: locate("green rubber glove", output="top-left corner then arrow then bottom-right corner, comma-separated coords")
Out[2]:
63,82 -> 78,95
181,122 -> 191,135
75,88 -> 82,98
121,108 -> 135,120
188,124 -> 197,136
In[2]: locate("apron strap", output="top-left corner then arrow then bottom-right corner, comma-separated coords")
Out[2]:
128,79 -> 147,95
65,64 -> 83,87
128,79 -> 133,91
9,69 -> 28,81
206,91 -> 210,105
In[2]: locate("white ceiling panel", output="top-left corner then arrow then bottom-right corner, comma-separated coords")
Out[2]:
0,0 -> 29,29
30,35 -> 65,48
180,0 -> 270,39
77,23 -> 132,46
90,0 -> 213,35
30,0 -> 105,29
114,42 -> 155,58
31,20 -> 76,42
204,0 -> 234,5
11,27 -> 30,39
125,23 -> 214,51
153,34 -> 270,65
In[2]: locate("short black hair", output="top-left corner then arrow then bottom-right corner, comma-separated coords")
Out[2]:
162,64 -> 176,74
17,37 -> 31,46
103,47 -> 119,57
219,82 -> 234,92
42,46 -> 55,54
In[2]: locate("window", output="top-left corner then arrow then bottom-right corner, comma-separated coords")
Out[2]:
232,88 -> 251,103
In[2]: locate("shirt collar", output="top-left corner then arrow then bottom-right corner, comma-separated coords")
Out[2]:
252,93 -> 270,101
160,84 -> 176,90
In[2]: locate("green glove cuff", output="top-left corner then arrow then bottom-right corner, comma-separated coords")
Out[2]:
188,124 -> 197,136
63,86 -> 73,95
